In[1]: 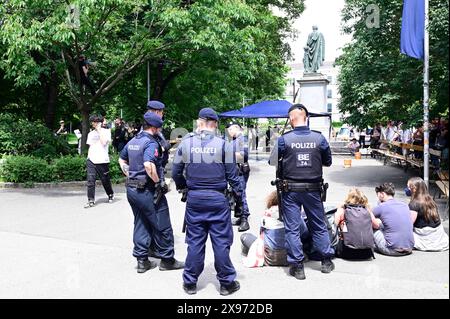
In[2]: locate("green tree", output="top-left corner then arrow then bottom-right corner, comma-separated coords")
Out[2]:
336,0 -> 449,128
1,0 -> 304,149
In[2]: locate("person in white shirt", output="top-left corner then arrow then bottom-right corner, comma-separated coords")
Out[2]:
85,114 -> 114,208
347,138 -> 360,155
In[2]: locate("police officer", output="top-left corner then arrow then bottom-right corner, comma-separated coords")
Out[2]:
226,122 -> 251,232
119,112 -> 184,273
146,100 -> 172,170
270,104 -> 334,280
172,108 -> 242,296
146,100 -> 173,259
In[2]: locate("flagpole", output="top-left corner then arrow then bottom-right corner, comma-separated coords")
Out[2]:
423,0 -> 430,188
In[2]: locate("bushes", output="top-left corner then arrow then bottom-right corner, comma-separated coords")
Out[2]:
53,156 -> 86,182
0,113 -> 73,159
0,155 -> 124,184
0,156 -> 54,183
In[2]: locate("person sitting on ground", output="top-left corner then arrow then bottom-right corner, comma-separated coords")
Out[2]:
406,177 -> 449,251
347,138 -> 360,156
240,191 -> 334,267
334,188 -> 378,260
240,191 -> 289,267
372,183 -> 415,256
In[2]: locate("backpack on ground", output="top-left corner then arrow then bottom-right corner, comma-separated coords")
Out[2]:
336,205 -> 375,260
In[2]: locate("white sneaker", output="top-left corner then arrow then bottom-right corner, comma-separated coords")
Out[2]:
84,201 -> 95,208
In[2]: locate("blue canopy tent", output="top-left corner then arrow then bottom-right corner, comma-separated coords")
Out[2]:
218,99 -> 332,138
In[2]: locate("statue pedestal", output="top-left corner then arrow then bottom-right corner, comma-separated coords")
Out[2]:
297,73 -> 330,139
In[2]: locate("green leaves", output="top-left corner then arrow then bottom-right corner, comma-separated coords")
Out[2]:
336,0 -> 449,128
1,0 -> 306,134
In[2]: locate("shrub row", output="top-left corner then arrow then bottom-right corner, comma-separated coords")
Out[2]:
0,154 -> 124,184
0,113 -> 73,159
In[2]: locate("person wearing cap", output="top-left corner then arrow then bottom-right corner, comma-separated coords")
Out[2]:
226,121 -> 251,232
56,120 -> 68,136
347,137 -> 360,156
269,103 -> 334,280
84,114 -> 114,208
78,55 -> 96,96
146,100 -> 173,259
172,108 -> 242,296
119,112 -> 184,273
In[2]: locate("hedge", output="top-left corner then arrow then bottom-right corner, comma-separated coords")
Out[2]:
0,154 -> 124,184
0,113 -> 73,159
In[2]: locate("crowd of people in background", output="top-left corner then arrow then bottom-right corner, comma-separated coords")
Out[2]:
343,118 -> 450,170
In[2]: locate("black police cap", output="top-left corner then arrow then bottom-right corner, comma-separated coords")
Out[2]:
288,104 -> 309,117
198,108 -> 219,121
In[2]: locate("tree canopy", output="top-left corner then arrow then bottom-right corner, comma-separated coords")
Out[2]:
336,0 -> 449,128
0,0 -> 305,149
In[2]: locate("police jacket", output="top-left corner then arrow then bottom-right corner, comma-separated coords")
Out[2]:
276,126 -> 332,183
155,131 -> 171,168
119,131 -> 161,183
172,130 -> 242,194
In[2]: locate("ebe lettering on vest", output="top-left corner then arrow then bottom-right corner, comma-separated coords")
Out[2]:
291,142 -> 316,168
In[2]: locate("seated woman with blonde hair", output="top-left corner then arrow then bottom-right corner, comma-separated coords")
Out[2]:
334,188 -> 379,259
407,177 -> 449,251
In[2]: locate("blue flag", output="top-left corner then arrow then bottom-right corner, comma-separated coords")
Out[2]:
400,0 -> 425,60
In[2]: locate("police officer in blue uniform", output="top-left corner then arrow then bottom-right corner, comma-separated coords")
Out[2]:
172,108 -> 242,296
146,100 -> 173,259
270,104 -> 334,280
226,122 -> 251,232
146,100 -> 172,171
119,112 -> 184,273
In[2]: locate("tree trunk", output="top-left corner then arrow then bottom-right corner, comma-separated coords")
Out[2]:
44,70 -> 58,129
152,60 -> 164,100
80,105 -> 91,153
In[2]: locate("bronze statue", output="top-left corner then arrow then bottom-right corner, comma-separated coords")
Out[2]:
303,26 -> 325,73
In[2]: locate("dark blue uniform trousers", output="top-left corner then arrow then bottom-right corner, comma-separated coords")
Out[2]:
282,191 -> 334,265
240,173 -> 250,218
183,190 -> 236,286
126,186 -> 175,260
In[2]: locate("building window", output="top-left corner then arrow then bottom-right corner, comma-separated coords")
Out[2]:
327,89 -> 333,98
327,103 -> 333,113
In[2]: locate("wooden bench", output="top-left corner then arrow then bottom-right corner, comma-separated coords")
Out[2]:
435,180 -> 449,197
371,140 -> 442,173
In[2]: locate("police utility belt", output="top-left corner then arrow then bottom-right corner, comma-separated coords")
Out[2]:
278,179 -> 329,202
126,178 -> 154,190
282,181 -> 322,192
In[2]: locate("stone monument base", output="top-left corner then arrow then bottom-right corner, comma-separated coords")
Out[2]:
297,73 -> 330,139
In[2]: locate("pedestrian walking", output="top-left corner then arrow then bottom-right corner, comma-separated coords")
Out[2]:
84,114 -> 114,208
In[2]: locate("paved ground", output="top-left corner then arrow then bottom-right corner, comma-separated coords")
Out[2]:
0,154 -> 448,299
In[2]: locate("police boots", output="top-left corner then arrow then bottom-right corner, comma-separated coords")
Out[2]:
159,258 -> 185,271
289,263 -> 306,280
321,258 -> 335,273
137,259 -> 157,273
238,217 -> 250,232
220,280 -> 240,296
183,283 -> 197,295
